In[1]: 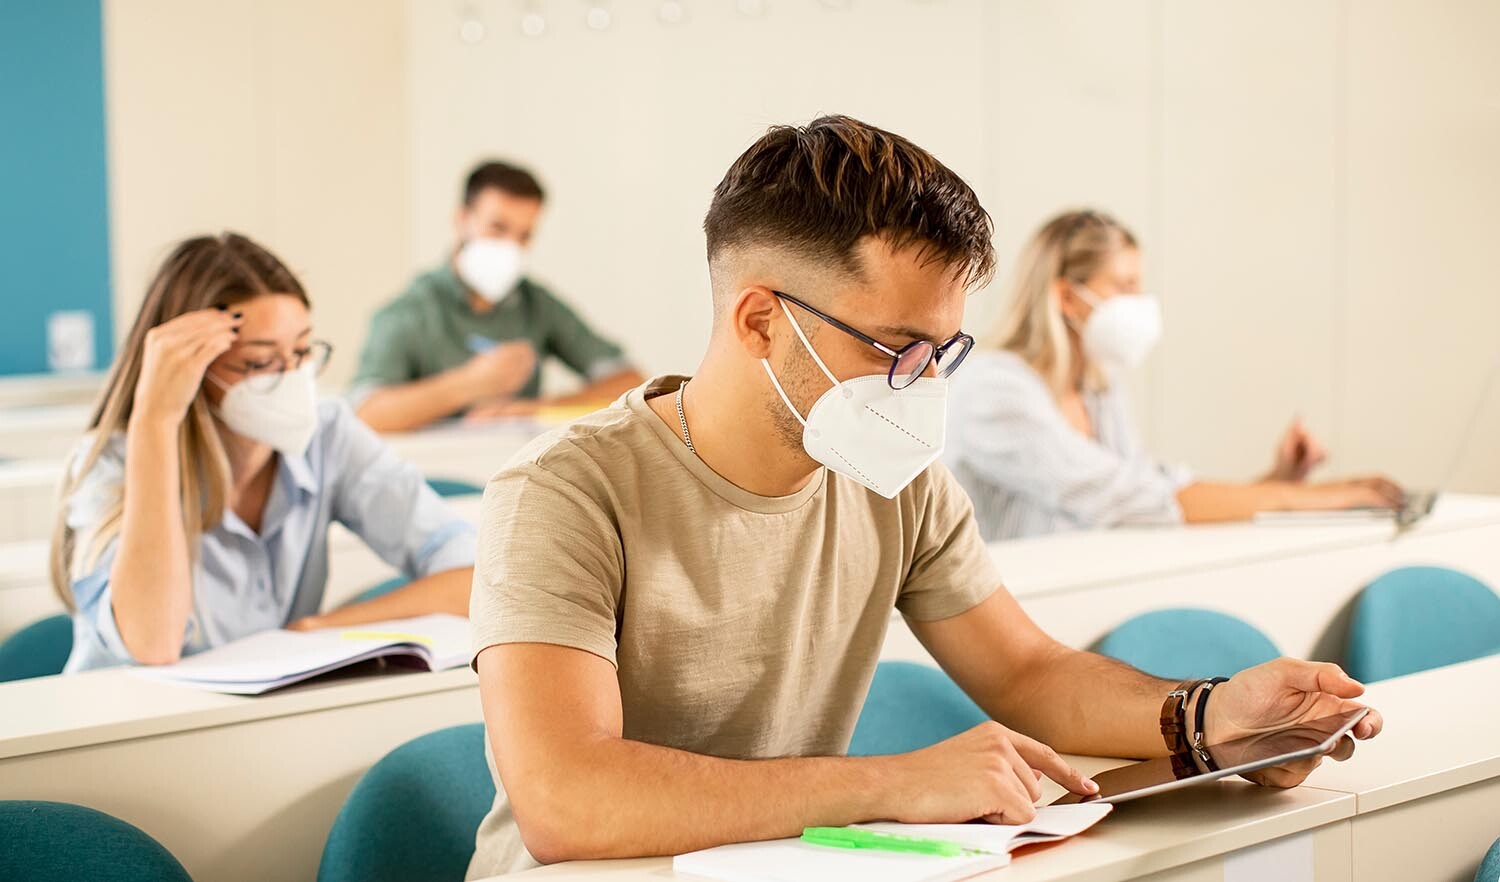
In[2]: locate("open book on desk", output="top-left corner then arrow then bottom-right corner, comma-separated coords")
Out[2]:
673,803 -> 1111,882
134,613 -> 471,695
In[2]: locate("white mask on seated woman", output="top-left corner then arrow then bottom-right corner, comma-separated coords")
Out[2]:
1073,285 -> 1162,373
207,364 -> 320,456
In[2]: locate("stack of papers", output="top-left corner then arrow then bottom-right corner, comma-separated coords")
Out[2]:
134,614 -> 471,694
673,803 -> 1111,882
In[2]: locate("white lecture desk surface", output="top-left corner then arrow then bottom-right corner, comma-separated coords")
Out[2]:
0,665 -> 478,761
1304,652 -> 1500,812
494,776 -> 1354,882
990,492 -> 1500,598
494,657 -> 1500,882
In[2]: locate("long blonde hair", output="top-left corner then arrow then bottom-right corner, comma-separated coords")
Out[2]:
50,233 -> 307,609
987,209 -> 1138,396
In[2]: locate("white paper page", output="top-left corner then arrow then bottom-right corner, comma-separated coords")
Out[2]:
859,803 -> 1111,853
137,613 -> 469,684
673,838 -> 1008,882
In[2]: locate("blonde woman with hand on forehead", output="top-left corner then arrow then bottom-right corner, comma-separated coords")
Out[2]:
51,233 -> 477,672
944,209 -> 1403,541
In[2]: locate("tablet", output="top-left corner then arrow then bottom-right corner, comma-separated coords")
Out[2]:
1051,707 -> 1369,806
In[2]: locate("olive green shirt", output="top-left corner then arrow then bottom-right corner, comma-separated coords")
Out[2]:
351,264 -> 628,405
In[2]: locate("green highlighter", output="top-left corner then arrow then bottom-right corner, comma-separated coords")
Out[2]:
800,827 -> 992,857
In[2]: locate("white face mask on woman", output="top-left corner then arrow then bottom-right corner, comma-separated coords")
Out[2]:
206,363 -> 319,456
455,237 -> 525,304
1073,284 -> 1162,372
762,300 -> 948,499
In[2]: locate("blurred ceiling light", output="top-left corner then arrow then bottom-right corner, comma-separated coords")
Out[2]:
458,5 -> 486,42
586,1 -> 612,30
736,0 -> 767,17
519,8 -> 547,37
658,0 -> 687,25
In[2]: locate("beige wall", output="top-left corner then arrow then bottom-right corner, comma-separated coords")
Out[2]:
103,0 -> 409,389
403,0 -> 1499,492
100,0 -> 1499,491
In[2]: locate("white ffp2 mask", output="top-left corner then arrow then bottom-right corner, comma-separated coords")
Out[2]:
762,300 -> 947,499
455,237 -> 525,304
1076,286 -> 1162,372
208,364 -> 319,456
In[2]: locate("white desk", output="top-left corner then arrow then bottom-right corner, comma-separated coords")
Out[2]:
879,494 -> 1500,666
0,666 -> 482,882
503,784 -> 1356,882
1305,654 -> 1500,882
498,657 -> 1500,882
0,458 -> 66,545
0,402 -> 93,460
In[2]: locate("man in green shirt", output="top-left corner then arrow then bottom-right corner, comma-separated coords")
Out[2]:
353,161 -> 643,432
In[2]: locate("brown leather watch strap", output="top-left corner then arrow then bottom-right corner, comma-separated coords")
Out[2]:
1160,679 -> 1208,755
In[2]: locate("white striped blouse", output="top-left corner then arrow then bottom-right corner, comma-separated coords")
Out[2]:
943,349 -> 1192,541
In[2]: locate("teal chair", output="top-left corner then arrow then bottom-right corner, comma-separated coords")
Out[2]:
848,661 -> 989,756
1093,608 -> 1280,680
426,477 -> 483,497
0,800 -> 192,882
341,575 -> 409,608
1345,566 -> 1500,683
0,614 -> 74,682
1477,836 -> 1500,882
319,724 -> 494,882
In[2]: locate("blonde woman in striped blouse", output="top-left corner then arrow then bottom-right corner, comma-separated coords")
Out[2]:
944,209 -> 1402,541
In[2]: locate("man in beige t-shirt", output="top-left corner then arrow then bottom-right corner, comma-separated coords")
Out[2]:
467,116 -> 1383,878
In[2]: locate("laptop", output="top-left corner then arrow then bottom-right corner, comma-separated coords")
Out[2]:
1255,351 -> 1499,533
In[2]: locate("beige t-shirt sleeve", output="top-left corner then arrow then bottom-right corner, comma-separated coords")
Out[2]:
896,462 -> 1004,622
470,457 -> 625,667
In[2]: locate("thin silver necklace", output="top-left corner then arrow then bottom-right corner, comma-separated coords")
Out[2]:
675,379 -> 697,457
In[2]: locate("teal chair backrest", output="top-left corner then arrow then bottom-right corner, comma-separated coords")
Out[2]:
0,615 -> 74,682
1093,608 -> 1280,680
426,477 -> 483,498
341,575 -> 409,609
848,661 -> 989,756
1345,566 -> 1500,683
0,800 -> 192,882
1477,835 -> 1500,882
319,723 -> 494,882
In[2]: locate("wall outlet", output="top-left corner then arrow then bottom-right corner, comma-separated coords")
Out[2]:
48,310 -> 96,373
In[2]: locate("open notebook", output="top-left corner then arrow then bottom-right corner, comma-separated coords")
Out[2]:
134,614 -> 471,694
673,803 -> 1111,882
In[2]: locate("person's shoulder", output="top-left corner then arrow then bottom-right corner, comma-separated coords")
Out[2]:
376,266 -> 455,320
66,429 -> 125,474
899,459 -> 969,510
502,398 -> 656,488
952,348 -> 1054,412
956,348 -> 1046,389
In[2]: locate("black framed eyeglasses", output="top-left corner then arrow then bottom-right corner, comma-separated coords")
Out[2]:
227,339 -> 335,392
773,291 -> 974,390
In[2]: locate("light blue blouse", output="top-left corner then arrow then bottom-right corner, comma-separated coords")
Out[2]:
61,399 -> 477,672
944,350 -> 1192,541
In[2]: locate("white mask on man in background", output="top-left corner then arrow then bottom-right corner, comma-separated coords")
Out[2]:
455,237 -> 525,303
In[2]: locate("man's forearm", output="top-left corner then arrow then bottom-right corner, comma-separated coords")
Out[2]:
355,368 -> 477,432
501,732 -> 896,863
998,643 -> 1173,759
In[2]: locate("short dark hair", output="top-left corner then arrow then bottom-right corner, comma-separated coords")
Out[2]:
703,115 -> 995,288
464,160 -> 546,206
